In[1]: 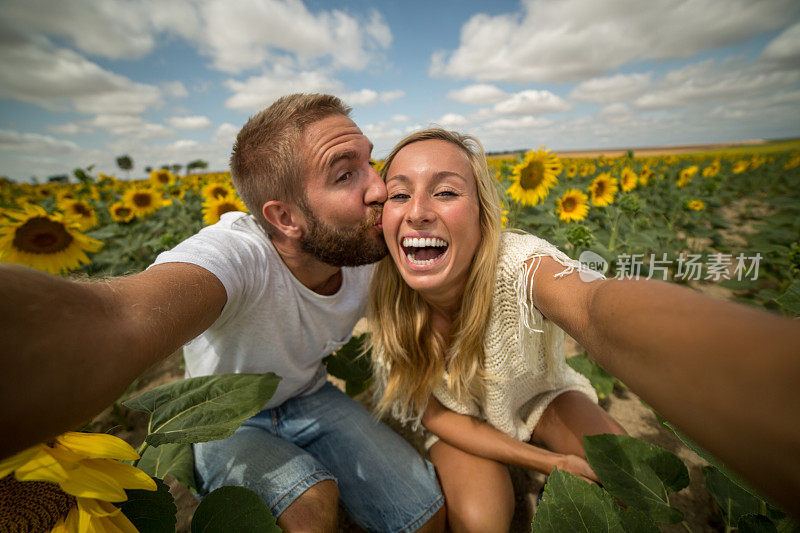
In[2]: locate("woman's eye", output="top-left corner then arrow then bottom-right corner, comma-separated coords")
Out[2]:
435,190 -> 457,197
388,193 -> 409,201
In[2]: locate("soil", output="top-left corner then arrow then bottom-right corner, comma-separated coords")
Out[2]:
92,336 -> 723,533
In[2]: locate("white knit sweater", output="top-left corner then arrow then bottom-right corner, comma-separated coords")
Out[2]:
374,231 -> 598,449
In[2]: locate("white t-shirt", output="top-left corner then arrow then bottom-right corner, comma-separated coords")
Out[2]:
149,211 -> 375,409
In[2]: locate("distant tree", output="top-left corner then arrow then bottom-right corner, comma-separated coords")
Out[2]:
171,164 -> 183,175
144,166 -> 153,174
186,159 -> 209,174
160,164 -> 170,170
116,155 -> 133,178
48,174 -> 69,183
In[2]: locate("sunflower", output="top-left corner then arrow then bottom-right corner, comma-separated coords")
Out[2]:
57,199 -> 98,231
168,187 -> 186,200
588,173 -> 618,206
732,160 -> 748,174
639,166 -> 653,186
579,162 -> 595,177
202,196 -> 248,225
150,169 -> 176,188
500,208 -> 509,229
556,189 -> 590,223
702,160 -> 720,178
201,182 -> 233,201
566,163 -> 578,178
687,200 -> 706,211
108,202 -> 134,223
783,154 -> 800,170
0,431 -> 156,532
506,147 -> 562,206
0,204 -> 102,275
677,165 -> 698,188
121,187 -> 163,218
620,167 -> 638,192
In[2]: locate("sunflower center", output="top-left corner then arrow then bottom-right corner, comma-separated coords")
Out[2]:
216,202 -> 237,216
157,173 -> 169,183
115,207 -> 132,217
562,197 -> 577,212
13,216 -> 74,254
133,193 -> 153,207
594,181 -> 607,196
73,203 -> 91,216
0,475 -> 76,531
211,187 -> 227,199
519,161 -> 545,190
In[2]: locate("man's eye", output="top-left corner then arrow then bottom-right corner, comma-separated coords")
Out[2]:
336,172 -> 352,183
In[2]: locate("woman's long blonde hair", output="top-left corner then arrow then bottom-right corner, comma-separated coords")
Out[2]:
368,128 -> 502,420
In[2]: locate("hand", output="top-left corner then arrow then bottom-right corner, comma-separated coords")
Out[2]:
554,454 -> 600,484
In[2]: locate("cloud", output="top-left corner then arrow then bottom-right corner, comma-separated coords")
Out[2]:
162,81 -> 189,98
493,90 -> 570,115
88,115 -> 174,139
635,59 -> 800,109
760,21 -> 800,69
167,116 -> 213,130
391,115 -> 411,123
482,115 -> 553,132
0,129 -> 79,154
0,32 -> 162,115
569,73 -> 652,104
224,66 -> 342,111
430,0 -> 800,83
341,89 -> 404,106
436,114 -> 469,128
379,90 -> 405,104
199,0 -> 391,73
447,84 -> 507,105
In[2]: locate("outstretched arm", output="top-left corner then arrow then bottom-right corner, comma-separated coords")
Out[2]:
421,395 -> 599,483
0,262 -> 226,459
530,257 -> 800,516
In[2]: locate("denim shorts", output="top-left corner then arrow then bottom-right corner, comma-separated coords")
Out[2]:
193,382 -> 443,532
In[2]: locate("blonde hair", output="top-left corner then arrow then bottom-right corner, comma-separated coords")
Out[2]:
368,128 -> 502,420
230,93 -> 351,234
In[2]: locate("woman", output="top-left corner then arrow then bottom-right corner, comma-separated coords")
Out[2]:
367,128 -> 626,532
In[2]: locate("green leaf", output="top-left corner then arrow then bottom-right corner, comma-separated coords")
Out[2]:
661,420 -> 762,498
118,477 -> 177,533
324,334 -> 373,398
138,442 -> 197,492
704,466 -> 763,526
191,486 -> 280,532
775,515 -> 800,533
531,469 -> 658,532
775,280 -> 800,314
566,352 -> 616,399
124,373 -> 281,446
583,434 -> 689,524
738,514 -> 779,533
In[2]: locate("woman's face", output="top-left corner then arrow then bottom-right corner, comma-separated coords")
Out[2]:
383,139 -> 481,301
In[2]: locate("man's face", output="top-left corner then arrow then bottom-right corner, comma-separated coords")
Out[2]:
298,114 -> 388,267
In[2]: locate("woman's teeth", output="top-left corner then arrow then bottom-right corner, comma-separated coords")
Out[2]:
402,237 -> 449,265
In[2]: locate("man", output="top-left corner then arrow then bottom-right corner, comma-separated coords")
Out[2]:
1,94 -> 445,532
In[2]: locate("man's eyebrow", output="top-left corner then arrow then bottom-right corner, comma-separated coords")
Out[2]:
327,149 -> 359,170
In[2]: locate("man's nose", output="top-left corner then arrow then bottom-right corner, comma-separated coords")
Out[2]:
365,165 -> 387,205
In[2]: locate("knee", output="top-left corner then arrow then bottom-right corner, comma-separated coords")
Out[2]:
277,480 -> 339,533
447,495 -> 513,533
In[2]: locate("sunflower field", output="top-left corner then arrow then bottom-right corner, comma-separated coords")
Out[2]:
2,140 -> 800,532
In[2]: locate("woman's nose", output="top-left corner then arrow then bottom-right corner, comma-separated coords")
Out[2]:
407,195 -> 435,225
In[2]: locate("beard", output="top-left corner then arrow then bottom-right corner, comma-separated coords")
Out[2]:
299,205 -> 388,267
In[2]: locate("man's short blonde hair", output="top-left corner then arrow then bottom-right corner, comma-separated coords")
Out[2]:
230,93 -> 351,234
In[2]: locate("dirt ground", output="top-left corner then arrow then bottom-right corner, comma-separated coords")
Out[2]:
92,335 -> 722,533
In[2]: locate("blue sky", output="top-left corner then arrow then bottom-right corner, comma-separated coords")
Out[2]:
1,0 -> 799,182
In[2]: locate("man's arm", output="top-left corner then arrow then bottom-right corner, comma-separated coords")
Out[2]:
530,257 -> 800,516
0,262 -> 226,458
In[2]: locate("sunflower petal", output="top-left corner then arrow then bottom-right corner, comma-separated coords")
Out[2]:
77,496 -> 122,517
80,458 -> 157,492
56,432 -> 140,461
13,447 -> 70,484
0,445 -> 42,479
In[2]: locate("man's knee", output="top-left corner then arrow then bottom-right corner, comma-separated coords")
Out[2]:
276,479 -> 339,533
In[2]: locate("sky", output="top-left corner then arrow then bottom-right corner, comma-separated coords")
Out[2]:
1,0 -> 799,182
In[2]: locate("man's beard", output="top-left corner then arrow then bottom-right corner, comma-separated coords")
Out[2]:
299,206 -> 388,267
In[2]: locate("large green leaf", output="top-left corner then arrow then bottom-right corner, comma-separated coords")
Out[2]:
324,334 -> 373,397
138,442 -> 197,492
775,280 -> 800,314
191,486 -> 279,532
703,466 -> 763,526
566,352 -> 616,399
124,373 -> 281,446
583,434 -> 689,524
531,469 -> 658,532
738,514 -> 779,533
118,477 -> 177,533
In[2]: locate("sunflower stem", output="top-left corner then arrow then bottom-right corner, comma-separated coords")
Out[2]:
135,440 -> 150,464
608,209 -> 621,252
681,520 -> 693,533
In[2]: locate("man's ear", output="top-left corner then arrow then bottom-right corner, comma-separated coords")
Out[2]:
262,200 -> 304,238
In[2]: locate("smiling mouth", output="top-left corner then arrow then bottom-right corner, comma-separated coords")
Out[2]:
401,237 -> 449,266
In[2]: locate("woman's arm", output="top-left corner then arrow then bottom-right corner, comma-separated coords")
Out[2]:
529,256 -> 800,516
421,395 -> 599,483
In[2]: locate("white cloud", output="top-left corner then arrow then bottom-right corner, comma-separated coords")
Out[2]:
482,115 -> 553,132
162,81 -> 189,98
168,140 -> 200,150
224,65 -> 342,111
493,90 -> 570,115
761,21 -> 800,69
598,103 -> 632,118
448,84 -> 507,105
569,73 -> 652,104
391,115 -> 411,123
436,114 -> 469,128
379,90 -> 405,104
431,0 -> 800,83
0,129 -> 79,154
167,116 -> 213,130
45,123 -> 94,136
88,115 -> 174,139
635,59 -> 800,109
